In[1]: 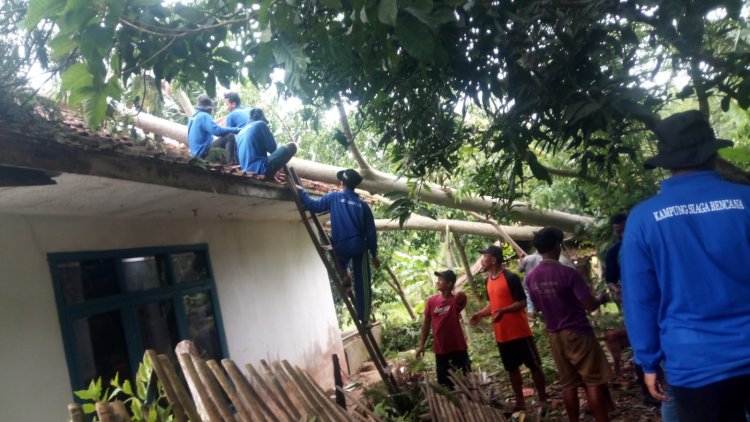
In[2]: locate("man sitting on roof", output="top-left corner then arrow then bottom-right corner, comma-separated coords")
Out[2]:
236,108 -> 297,181
223,91 -> 250,129
187,94 -> 242,165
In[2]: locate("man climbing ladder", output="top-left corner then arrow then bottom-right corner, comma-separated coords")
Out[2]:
297,169 -> 380,323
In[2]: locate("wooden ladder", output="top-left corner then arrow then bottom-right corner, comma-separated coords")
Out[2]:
285,167 -> 400,397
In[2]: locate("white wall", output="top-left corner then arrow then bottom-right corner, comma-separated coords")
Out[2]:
0,213 -> 345,421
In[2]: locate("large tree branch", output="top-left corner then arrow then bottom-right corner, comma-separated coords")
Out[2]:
373,215 -> 540,240
127,110 -> 595,231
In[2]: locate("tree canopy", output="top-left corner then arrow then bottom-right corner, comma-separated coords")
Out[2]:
17,0 -> 750,205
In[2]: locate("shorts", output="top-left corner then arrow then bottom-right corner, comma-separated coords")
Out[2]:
548,329 -> 613,390
497,336 -> 542,372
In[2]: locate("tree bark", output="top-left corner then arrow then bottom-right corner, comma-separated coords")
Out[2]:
126,110 -> 594,231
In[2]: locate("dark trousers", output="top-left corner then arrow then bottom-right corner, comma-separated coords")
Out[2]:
206,134 -> 237,165
337,250 -> 372,323
435,350 -> 471,388
671,374 -> 750,422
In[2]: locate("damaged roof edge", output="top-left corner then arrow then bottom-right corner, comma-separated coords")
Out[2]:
0,130 -> 293,202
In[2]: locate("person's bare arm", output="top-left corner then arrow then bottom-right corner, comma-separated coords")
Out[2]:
470,304 -> 492,325
416,313 -> 431,358
581,292 -> 609,312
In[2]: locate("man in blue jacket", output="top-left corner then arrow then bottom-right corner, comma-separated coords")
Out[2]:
621,110 -> 750,422
187,94 -> 242,164
236,108 -> 297,181
223,91 -> 250,129
298,169 -> 380,323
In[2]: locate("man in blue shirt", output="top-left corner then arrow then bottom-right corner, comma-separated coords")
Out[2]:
622,110 -> 750,422
236,108 -> 297,181
297,169 -> 380,323
187,94 -> 241,164
223,91 -> 250,129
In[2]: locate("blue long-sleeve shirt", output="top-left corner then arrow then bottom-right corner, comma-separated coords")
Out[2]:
622,171 -> 750,388
236,121 -> 277,174
298,188 -> 378,257
225,105 -> 250,129
187,110 -> 240,157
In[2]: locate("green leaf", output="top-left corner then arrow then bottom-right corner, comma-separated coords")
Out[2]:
24,0 -> 64,30
395,14 -> 435,62
48,33 -> 76,60
61,63 -> 94,91
378,0 -> 398,26
174,4 -> 204,22
68,85 -> 95,107
320,0 -> 342,9
131,0 -> 161,6
82,403 -> 96,414
83,90 -> 107,128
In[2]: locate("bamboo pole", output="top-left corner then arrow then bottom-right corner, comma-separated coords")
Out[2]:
292,363 -> 351,422
193,358 -> 237,422
245,363 -> 296,421
261,360 -> 304,420
207,360 -> 253,422
337,386 -> 384,422
221,360 -> 278,422
178,353 -> 223,422
110,401 -> 132,422
67,403 -> 85,422
157,354 -> 203,422
95,402 -> 115,422
145,350 -> 187,422
277,362 -> 335,421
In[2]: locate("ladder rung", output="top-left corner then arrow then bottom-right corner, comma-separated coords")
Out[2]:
321,245 -> 333,250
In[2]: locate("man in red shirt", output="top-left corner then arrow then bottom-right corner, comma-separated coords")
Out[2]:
417,269 -> 470,388
470,245 -> 547,411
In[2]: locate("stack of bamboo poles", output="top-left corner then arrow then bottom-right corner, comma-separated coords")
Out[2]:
67,349 -> 380,422
423,372 -> 509,422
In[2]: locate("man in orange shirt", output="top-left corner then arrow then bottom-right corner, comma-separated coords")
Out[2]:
470,245 -> 547,412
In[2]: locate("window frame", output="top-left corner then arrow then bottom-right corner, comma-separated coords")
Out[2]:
48,243 -> 229,393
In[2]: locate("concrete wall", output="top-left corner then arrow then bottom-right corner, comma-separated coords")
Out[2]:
0,213 -> 344,421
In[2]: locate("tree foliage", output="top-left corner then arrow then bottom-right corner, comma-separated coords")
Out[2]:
21,0 -> 750,200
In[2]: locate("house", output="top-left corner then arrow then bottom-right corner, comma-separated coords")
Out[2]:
0,108 -> 347,420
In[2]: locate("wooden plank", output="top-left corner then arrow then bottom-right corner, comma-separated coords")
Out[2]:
207,360 -> 253,422
222,360 -> 279,422
146,350 -> 187,422
157,354 -> 203,422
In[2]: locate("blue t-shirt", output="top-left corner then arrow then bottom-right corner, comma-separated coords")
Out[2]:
622,171 -> 750,388
187,110 -> 240,157
225,105 -> 250,129
236,121 -> 277,174
298,188 -> 377,257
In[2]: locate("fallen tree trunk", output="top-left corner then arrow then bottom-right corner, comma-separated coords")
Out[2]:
374,216 -> 540,240
126,109 -> 593,231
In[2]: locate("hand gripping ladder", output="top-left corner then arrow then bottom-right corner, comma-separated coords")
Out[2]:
285,167 -> 400,397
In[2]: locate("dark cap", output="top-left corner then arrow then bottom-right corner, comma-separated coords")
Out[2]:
434,269 -> 457,284
336,169 -> 363,187
195,94 -> 214,111
479,245 -> 504,261
249,108 -> 269,123
645,110 -> 733,169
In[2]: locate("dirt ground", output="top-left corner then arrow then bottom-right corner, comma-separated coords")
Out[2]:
346,354 -> 663,421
